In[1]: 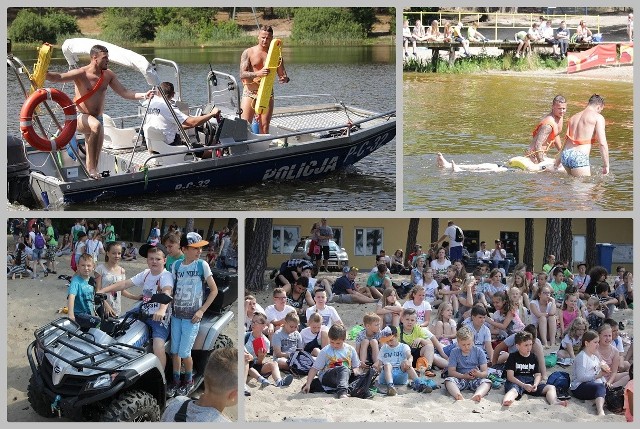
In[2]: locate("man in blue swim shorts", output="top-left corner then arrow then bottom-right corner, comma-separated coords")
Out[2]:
556,94 -> 609,177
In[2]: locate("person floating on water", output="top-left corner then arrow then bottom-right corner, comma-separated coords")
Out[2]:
435,95 -> 568,173
46,45 -> 153,179
554,94 -> 609,177
240,25 -> 290,134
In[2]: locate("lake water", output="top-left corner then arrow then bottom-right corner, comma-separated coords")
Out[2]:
403,73 -> 633,211
7,45 -> 396,211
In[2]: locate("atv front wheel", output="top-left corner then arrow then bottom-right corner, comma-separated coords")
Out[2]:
27,375 -> 57,418
99,390 -> 160,422
214,334 -> 233,349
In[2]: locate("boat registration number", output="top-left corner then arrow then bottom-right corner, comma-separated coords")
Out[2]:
174,179 -> 211,190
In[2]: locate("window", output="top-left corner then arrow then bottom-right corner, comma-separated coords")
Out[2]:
354,227 -> 383,256
332,227 -> 343,247
463,229 -> 480,255
272,226 -> 300,254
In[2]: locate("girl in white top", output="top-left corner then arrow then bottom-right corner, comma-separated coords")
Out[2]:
422,267 -> 439,306
95,242 -> 137,317
431,302 -> 457,346
402,286 -> 432,326
430,247 -> 451,281
86,232 -> 105,263
570,330 -> 608,415
529,285 -> 557,348
557,317 -> 587,360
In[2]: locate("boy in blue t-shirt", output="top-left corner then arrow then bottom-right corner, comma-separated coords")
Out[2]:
168,232 -> 218,397
444,325 -> 492,402
67,253 -> 106,328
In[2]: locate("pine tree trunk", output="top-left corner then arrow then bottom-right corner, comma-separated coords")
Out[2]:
185,218 -> 194,233
560,218 -> 573,267
206,218 -> 216,241
586,218 -> 597,268
544,218 -> 561,267
245,218 -> 272,292
405,218 -> 420,261
523,218 -> 534,272
431,219 -> 440,244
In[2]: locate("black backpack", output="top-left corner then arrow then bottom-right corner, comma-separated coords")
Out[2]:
605,385 -> 625,413
348,366 -> 377,399
287,350 -> 315,376
455,226 -> 464,242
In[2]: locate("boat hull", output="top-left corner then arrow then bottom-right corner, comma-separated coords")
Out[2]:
29,122 -> 395,208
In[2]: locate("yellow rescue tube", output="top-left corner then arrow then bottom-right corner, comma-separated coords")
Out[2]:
30,43 -> 53,92
507,156 -> 531,170
255,38 -> 282,115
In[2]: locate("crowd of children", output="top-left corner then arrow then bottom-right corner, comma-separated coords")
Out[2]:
247,258 -> 633,418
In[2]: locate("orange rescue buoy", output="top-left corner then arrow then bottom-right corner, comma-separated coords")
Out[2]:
20,88 -> 77,151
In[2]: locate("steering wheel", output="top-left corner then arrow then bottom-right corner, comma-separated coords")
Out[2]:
203,120 -> 217,146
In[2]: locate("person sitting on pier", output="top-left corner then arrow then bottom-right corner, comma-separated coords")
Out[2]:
412,19 -> 430,42
426,20 -> 444,42
554,21 -> 571,60
467,22 -> 489,42
541,20 -> 560,56
452,21 -> 472,57
402,20 -> 417,57
575,20 -> 593,43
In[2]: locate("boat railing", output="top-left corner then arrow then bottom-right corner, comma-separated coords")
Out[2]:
141,108 -> 395,169
206,70 -> 242,117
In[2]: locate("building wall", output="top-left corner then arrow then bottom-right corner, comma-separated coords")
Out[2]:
267,218 -> 632,272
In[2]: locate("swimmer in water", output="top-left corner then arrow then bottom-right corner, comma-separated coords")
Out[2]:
436,153 -> 564,173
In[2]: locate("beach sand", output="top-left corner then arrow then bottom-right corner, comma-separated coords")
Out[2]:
5,242 -> 238,422
245,271 -> 631,422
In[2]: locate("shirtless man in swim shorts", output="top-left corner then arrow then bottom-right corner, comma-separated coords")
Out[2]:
240,25 -> 290,134
555,94 -> 609,177
526,95 -> 566,163
46,45 -> 152,179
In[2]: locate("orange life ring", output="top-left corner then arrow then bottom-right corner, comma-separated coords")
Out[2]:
20,88 -> 77,152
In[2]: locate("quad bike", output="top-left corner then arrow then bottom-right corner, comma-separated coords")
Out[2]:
27,269 -> 237,421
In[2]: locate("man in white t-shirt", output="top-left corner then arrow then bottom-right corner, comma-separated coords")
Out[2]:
475,241 -> 491,264
144,81 -> 221,145
433,220 -> 464,262
491,240 -> 510,275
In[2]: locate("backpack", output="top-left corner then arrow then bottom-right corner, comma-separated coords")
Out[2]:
287,350 -> 315,376
51,226 -> 59,241
455,226 -> 464,243
173,399 -> 194,422
604,385 -> 625,413
348,366 -> 377,399
34,233 -> 45,249
547,371 -> 570,390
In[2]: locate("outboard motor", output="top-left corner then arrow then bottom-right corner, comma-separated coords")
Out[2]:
7,135 -> 35,207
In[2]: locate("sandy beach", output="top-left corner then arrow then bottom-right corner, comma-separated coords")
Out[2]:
6,241 -> 238,422
246,271 -> 631,422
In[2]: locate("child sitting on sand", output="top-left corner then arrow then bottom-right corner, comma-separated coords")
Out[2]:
557,317 -> 587,361
272,311 -> 304,371
402,285 -> 432,326
502,330 -> 568,407
376,288 -> 403,328
300,312 -> 328,356
355,313 -> 382,367
584,296 -> 606,331
431,302 -> 457,347
444,326 -> 492,402
305,288 -> 343,330
462,304 -> 494,360
375,325 -> 421,395
399,308 -> 449,375
302,323 -> 361,399
245,311 -> 294,389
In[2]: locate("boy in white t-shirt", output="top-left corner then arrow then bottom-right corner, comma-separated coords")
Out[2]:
100,243 -> 173,372
305,289 -> 342,330
265,287 -> 296,339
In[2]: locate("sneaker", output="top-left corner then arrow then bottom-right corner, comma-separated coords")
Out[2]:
166,383 -> 180,398
387,385 -> 397,396
177,382 -> 194,397
260,379 -> 271,389
334,388 -> 348,399
276,374 -> 293,388
515,52 -> 520,58
244,384 -> 251,396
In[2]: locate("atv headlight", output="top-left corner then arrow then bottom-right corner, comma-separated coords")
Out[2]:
85,374 -> 114,390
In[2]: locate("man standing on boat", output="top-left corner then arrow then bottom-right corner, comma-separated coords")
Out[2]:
240,25 -> 290,134
46,45 -> 153,179
555,94 -> 609,177
144,82 -> 221,146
